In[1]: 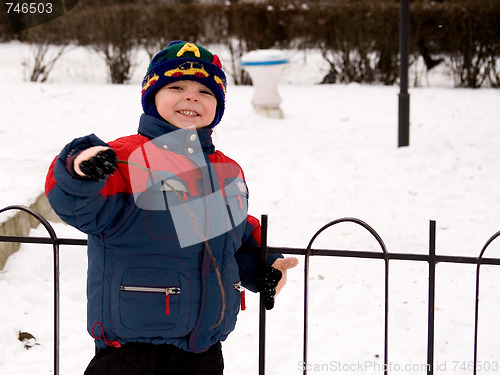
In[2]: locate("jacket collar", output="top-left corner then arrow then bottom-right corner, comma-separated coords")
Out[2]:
138,114 -> 215,155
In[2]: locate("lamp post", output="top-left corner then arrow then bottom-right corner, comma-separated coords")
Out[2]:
398,0 -> 410,147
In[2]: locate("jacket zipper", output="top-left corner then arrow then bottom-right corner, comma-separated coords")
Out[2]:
121,286 -> 181,315
233,281 -> 246,311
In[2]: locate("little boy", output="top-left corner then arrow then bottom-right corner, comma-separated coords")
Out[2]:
45,41 -> 297,375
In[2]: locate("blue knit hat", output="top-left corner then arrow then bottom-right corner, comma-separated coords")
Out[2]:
141,41 -> 227,128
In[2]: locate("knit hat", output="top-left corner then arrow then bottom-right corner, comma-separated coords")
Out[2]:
141,41 -> 227,128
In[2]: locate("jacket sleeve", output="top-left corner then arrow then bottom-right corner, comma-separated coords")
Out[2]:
235,214 -> 283,292
45,134 -> 130,235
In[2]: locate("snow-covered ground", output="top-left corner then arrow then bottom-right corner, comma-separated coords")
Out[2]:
1,41 -> 500,374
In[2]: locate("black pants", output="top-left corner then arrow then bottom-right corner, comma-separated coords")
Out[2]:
84,342 -> 224,375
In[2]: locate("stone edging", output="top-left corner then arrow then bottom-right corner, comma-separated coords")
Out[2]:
0,193 -> 60,270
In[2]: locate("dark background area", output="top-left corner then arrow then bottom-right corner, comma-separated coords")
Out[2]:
1,0 -> 498,87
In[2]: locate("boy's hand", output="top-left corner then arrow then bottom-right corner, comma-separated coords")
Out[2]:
257,257 -> 298,310
74,146 -> 117,180
272,257 -> 299,295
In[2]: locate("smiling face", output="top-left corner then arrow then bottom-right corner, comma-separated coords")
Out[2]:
154,80 -> 218,129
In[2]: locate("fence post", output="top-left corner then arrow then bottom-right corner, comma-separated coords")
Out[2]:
259,215 -> 269,375
427,221 -> 436,375
303,228 -> 311,375
0,205 -> 60,375
473,229 -> 500,375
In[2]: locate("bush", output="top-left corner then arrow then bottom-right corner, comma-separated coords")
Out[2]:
445,1 -> 499,88
71,5 -> 142,84
1,0 -> 498,87
307,2 -> 400,84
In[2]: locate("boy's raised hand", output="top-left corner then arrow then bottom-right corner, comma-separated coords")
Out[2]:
73,146 -> 117,180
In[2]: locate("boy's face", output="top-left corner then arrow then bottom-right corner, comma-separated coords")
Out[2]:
154,80 -> 217,129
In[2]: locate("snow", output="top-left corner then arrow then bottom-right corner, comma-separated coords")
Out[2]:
1,41 -> 500,374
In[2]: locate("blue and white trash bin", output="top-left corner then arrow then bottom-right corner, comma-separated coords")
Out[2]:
240,49 -> 289,118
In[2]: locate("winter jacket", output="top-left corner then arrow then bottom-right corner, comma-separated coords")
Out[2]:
45,114 -> 281,353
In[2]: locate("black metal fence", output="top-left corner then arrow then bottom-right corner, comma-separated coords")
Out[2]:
1,205 -> 500,375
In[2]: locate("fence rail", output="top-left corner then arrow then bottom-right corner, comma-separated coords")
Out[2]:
259,216 -> 500,375
1,205 -> 500,375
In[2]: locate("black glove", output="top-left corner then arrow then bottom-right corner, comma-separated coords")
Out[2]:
78,148 -> 117,180
256,263 -> 283,310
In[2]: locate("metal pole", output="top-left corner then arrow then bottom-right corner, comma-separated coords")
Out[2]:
0,206 -> 60,375
303,240 -> 310,375
427,221 -> 436,375
259,215 -> 269,375
384,258 -> 389,374
53,240 -> 60,375
473,229 -> 500,375
398,0 -> 410,147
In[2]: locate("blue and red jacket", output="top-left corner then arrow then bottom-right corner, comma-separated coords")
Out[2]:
45,114 -> 281,352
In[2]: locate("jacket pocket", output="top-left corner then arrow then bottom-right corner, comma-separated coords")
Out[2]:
110,255 -> 190,339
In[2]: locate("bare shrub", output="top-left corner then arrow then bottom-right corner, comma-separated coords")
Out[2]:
24,41 -> 68,82
75,5 -> 140,84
